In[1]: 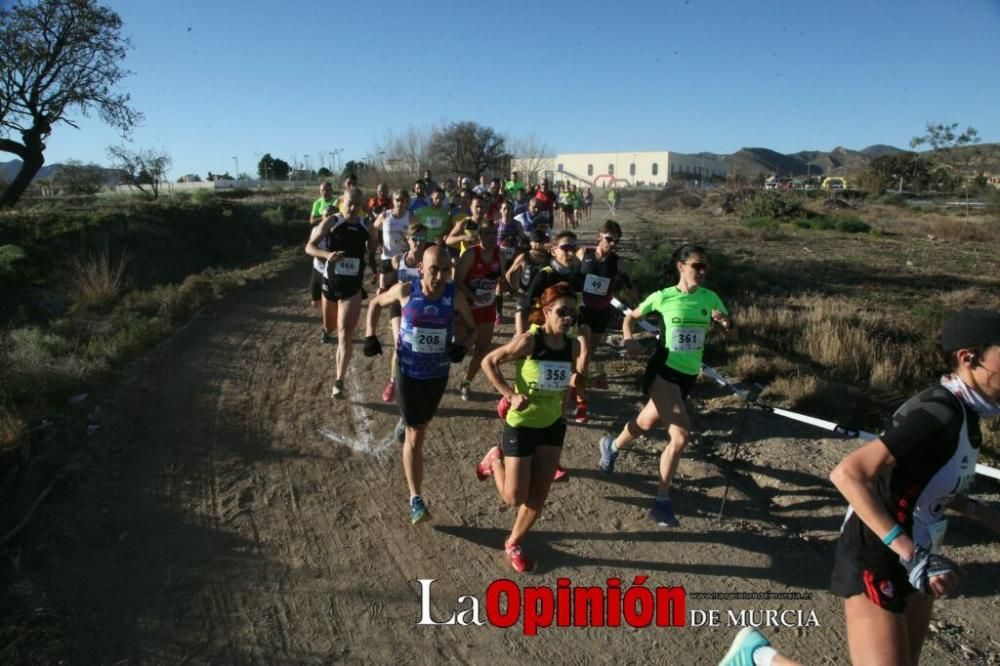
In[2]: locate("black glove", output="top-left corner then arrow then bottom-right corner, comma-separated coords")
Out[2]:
363,335 -> 383,357
447,343 -> 467,363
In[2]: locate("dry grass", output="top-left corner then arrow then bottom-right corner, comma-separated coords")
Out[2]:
70,247 -> 128,312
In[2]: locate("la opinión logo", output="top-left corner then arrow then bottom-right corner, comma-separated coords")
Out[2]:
416,576 -> 686,636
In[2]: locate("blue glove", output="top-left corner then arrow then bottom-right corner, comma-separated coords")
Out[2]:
901,544 -> 960,593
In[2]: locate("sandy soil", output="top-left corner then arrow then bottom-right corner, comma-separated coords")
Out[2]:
4,207 -> 1000,665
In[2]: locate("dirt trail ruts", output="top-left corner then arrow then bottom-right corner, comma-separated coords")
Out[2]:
6,207 -> 1000,665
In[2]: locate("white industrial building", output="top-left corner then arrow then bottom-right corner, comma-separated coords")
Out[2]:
513,150 -> 726,188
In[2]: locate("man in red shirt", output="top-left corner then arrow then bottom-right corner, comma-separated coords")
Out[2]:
367,182 -> 392,220
534,177 -> 558,218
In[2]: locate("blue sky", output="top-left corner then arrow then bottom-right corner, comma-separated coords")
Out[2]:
26,0 -> 1000,179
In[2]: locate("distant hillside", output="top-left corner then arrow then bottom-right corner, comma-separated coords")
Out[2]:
724,145 -> 901,178
1,160 -> 63,183
720,143 -> 1000,179
1,160 -> 118,185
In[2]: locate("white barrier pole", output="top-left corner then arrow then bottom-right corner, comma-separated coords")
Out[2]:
611,298 -> 1000,482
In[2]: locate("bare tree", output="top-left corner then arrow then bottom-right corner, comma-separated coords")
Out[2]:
425,121 -> 509,180
508,133 -> 552,184
107,145 -> 172,198
370,124 -> 433,178
0,0 -> 142,208
56,160 -> 107,194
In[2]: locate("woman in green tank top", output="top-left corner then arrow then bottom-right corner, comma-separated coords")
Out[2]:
598,244 -> 734,528
477,282 -> 583,573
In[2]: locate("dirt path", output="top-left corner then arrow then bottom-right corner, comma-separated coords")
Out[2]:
6,206 -> 1000,665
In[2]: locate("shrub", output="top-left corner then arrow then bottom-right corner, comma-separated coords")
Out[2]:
834,215 -> 871,233
0,244 -> 27,281
190,188 -> 214,205
738,190 -> 808,221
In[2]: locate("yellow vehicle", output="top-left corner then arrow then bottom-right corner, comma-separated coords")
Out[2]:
821,176 -> 848,191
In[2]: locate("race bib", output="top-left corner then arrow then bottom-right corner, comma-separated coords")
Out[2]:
411,327 -> 446,353
474,288 -> 495,307
424,216 -> 444,229
333,257 -> 360,276
927,519 -> 948,555
500,246 -> 517,262
536,361 -> 572,391
583,274 -> 611,296
669,327 -> 704,352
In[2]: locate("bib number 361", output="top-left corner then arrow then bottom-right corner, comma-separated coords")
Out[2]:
669,327 -> 704,352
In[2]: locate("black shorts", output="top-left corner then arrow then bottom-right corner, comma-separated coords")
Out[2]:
378,258 -> 394,274
641,346 -> 697,399
388,301 -> 402,319
579,306 -> 612,334
561,204 -> 575,215
829,538 -> 916,614
396,372 -> 448,427
323,276 -> 363,301
501,419 -> 566,458
310,267 -> 324,302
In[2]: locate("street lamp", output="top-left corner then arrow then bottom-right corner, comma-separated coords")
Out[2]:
232,156 -> 239,181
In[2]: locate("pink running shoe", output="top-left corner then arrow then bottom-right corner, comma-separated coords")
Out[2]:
476,446 -> 503,481
504,540 -> 535,573
574,400 -> 589,424
553,465 -> 569,482
494,313 -> 503,325
496,395 -> 511,420
381,380 -> 395,403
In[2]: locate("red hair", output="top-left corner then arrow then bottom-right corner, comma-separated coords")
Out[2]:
529,282 -> 574,326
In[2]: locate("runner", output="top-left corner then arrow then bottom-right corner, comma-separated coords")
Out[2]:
570,183 -> 583,229
477,282 -> 584,572
495,199 -> 528,325
453,219 -> 510,400
367,182 -> 392,221
444,192 -> 486,256
519,230 -> 594,424
309,181 -> 338,342
305,188 -> 378,399
504,170 -> 526,201
372,189 -> 411,293
413,186 -> 452,248
720,309 -> 1000,666
597,244 -> 734,526
513,196 -> 549,236
408,179 -> 428,213
484,177 -> 505,221
422,169 -> 439,195
534,177 -> 558,220
506,229 -> 552,336
577,220 -> 633,390
379,222 -> 429,403
363,245 -> 477,524
582,187 -> 594,222
557,186 -> 574,230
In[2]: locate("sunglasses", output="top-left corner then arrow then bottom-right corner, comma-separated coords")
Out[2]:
557,244 -> 577,251
551,306 -> 577,319
602,235 -> 620,243
409,236 -> 427,243
685,262 -> 709,271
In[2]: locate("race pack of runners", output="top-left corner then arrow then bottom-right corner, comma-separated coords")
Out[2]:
305,173 -> 1000,665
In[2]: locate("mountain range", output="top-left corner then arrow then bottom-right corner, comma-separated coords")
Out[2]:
3,143 -> 998,185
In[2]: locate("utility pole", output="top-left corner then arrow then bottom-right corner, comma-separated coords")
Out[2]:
232,156 -> 239,181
